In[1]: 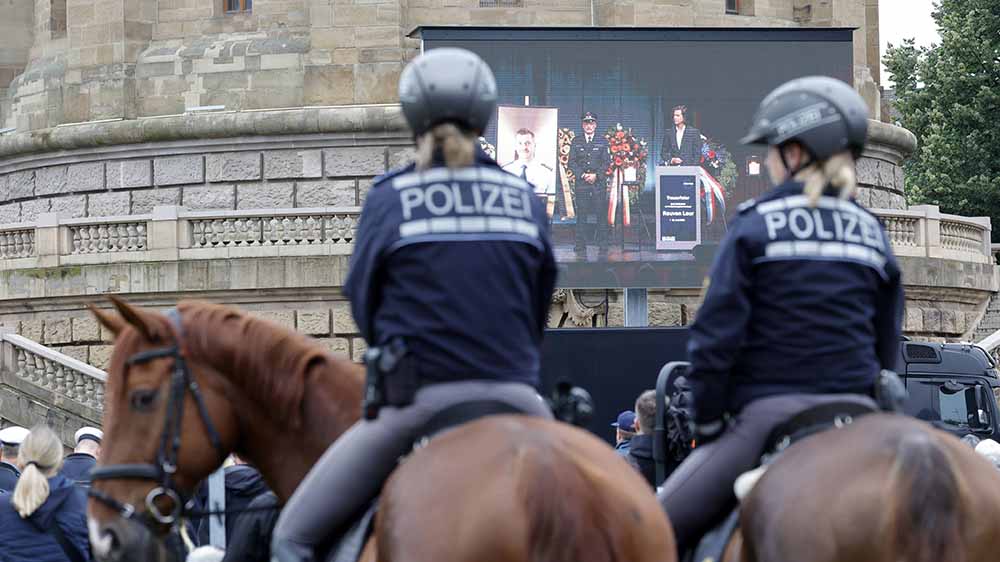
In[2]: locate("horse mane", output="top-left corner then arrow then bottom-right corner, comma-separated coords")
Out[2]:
175,301 -> 362,430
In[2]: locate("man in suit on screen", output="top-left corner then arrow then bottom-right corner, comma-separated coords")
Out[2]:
660,105 -> 703,167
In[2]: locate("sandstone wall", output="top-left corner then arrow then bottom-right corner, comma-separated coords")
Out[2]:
0,0 -> 885,131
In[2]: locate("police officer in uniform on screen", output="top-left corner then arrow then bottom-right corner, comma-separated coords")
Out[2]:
569,111 -> 610,259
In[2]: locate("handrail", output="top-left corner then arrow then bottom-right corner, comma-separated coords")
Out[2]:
0,330 -> 107,413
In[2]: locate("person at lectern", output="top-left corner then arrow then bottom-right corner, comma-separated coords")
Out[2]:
660,105 -> 703,167
569,111 -> 611,259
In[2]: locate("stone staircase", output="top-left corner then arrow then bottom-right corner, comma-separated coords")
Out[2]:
975,293 -> 1000,343
0,329 -> 105,447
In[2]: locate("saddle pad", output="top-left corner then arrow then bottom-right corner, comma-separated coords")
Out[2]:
733,465 -> 768,501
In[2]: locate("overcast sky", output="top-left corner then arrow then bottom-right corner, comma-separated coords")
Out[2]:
879,0 -> 941,84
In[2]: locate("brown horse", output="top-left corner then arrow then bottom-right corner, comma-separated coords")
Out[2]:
85,297 -> 675,562
729,413 -> 1000,562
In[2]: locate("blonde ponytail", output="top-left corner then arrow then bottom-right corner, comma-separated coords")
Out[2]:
796,151 -> 858,207
415,123 -> 477,171
12,426 -> 63,519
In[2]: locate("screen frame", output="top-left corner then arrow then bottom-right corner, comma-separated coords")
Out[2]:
411,26 -> 857,289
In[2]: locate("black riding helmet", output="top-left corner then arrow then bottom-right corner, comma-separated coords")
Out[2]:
398,47 -> 498,138
741,76 -> 870,162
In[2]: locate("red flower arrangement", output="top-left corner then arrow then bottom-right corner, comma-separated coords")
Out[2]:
603,123 -> 650,226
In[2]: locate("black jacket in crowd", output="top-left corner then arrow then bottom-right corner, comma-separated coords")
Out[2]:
222,491 -> 280,562
0,461 -> 20,493
627,434 -> 657,488
194,465 -> 272,547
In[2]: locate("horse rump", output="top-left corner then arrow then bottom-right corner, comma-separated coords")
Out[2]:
887,430 -> 967,562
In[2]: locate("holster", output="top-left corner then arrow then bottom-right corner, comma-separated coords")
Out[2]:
873,369 -> 908,413
362,338 -> 419,420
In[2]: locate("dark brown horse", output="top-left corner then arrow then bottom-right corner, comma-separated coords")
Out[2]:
729,413 -> 1000,562
85,297 -> 675,562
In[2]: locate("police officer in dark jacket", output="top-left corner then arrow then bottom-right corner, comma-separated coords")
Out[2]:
569,111 -> 611,258
657,77 -> 903,555
0,426 -> 28,493
271,48 -> 556,562
59,427 -> 102,488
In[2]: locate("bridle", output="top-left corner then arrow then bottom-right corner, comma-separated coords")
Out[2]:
89,308 -> 226,531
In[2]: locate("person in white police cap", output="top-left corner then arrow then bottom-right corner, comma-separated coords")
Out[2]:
59,426 -> 102,488
271,47 -> 556,562
0,426 -> 29,493
657,76 -> 904,558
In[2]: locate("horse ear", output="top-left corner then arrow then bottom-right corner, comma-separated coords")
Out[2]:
87,303 -> 126,337
108,295 -> 157,341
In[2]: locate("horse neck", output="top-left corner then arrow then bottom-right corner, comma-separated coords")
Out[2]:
232,361 -> 363,501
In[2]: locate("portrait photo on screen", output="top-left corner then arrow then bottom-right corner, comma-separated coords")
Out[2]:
497,105 -> 559,216
418,27 -> 855,288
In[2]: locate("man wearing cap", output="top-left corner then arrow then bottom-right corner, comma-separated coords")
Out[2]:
60,426 -> 102,488
0,426 -> 29,493
568,111 -> 610,259
611,410 -> 636,458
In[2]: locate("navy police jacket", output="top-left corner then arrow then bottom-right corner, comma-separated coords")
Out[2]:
344,147 -> 557,387
59,453 -> 96,488
687,180 -> 904,423
0,475 -> 91,562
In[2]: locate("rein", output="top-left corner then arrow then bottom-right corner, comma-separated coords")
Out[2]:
89,308 -> 227,531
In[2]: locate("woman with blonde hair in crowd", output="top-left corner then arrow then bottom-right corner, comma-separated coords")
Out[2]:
0,425 -> 90,562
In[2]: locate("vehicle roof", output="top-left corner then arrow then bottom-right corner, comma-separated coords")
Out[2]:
899,340 -> 999,384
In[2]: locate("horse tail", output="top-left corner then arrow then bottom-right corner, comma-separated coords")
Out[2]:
517,441 -> 630,562
887,430 -> 967,562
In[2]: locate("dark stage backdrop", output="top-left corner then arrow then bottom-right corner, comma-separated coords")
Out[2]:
417,27 -> 854,289
539,327 -> 690,443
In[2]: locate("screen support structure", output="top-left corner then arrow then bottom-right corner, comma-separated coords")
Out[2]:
624,288 -> 648,327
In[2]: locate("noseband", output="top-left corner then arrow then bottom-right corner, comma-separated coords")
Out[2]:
89,308 -> 226,530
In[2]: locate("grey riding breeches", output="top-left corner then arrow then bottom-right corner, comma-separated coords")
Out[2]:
657,392 -> 878,553
271,379 -> 552,553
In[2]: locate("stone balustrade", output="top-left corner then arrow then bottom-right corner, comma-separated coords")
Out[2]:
0,205 -> 362,268
0,204 -> 987,269
875,205 -> 992,265
0,330 -> 106,444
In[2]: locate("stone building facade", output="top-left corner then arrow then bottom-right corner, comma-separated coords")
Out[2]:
0,0 -> 883,132
0,0 -> 995,443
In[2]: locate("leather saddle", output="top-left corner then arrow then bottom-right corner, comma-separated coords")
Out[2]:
327,400 -> 528,562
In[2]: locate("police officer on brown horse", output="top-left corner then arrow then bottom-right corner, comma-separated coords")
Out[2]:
657,77 -> 904,557
270,47 -> 557,562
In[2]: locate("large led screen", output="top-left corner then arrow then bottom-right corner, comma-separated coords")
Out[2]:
417,27 -> 855,288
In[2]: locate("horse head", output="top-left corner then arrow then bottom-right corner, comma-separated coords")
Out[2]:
86,297 -> 243,562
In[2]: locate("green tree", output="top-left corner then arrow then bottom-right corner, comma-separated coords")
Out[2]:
884,0 -> 1000,240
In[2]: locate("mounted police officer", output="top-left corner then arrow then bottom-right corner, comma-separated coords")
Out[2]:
657,76 -> 904,556
271,47 -> 556,562
0,426 -> 28,493
569,111 -> 610,259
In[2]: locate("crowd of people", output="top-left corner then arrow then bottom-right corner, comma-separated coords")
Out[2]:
0,424 -> 282,562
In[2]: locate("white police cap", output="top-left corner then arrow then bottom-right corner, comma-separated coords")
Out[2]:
75,426 -> 103,445
0,426 -> 29,446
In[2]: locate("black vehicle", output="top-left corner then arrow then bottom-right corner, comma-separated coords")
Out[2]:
898,340 -> 1000,442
